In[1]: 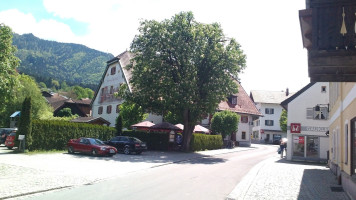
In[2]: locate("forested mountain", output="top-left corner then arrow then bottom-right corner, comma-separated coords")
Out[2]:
12,33 -> 114,90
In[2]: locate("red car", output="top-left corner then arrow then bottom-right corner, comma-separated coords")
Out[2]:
5,131 -> 16,149
67,138 -> 117,156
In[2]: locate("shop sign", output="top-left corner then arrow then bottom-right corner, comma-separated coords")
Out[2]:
299,136 -> 305,144
291,123 -> 301,133
260,129 -> 264,134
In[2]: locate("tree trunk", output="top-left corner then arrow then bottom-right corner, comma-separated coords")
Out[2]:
182,109 -> 195,152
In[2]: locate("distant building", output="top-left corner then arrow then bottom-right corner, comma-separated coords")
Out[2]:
202,81 -> 262,147
42,91 -> 91,117
281,82 -> 329,163
250,89 -> 291,144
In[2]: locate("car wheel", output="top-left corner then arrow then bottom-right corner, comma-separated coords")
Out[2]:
91,149 -> 98,156
68,146 -> 74,154
124,146 -> 130,155
7,146 -> 13,150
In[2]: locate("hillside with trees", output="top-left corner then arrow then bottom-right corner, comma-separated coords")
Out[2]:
12,33 -> 114,90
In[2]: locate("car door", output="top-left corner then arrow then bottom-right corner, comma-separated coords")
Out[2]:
118,137 -> 128,151
109,137 -> 120,149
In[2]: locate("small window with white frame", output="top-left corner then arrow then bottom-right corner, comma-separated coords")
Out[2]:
265,108 -> 274,114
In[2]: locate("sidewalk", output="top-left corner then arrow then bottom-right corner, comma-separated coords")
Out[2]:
226,154 -> 349,200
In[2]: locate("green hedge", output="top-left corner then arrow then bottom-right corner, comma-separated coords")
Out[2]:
30,120 -> 115,150
121,130 -> 170,151
190,133 -> 223,151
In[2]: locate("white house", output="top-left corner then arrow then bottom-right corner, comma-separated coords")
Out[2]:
280,82 -> 329,162
202,81 -> 262,147
91,51 -> 162,127
250,90 -> 291,144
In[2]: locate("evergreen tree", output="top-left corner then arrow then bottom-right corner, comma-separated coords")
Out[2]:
16,97 -> 32,151
115,115 -> 123,136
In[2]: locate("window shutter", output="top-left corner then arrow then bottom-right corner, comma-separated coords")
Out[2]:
306,108 -> 314,119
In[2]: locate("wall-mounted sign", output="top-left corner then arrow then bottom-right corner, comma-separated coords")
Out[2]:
291,123 -> 301,133
260,129 -> 264,134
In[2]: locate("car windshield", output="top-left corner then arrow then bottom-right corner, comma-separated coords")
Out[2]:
129,137 -> 142,142
88,138 -> 105,145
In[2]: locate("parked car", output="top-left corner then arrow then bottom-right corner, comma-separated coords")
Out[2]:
5,131 -> 17,149
67,137 -> 117,156
0,128 -> 17,145
105,136 -> 147,155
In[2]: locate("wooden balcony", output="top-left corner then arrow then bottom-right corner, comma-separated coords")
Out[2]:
300,0 -> 356,81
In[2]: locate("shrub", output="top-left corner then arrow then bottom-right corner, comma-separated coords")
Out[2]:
30,120 -> 115,151
190,133 -> 223,151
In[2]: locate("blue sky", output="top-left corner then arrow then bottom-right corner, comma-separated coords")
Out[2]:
0,0 -> 310,94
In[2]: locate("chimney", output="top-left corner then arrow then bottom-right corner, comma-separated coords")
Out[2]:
286,88 -> 289,96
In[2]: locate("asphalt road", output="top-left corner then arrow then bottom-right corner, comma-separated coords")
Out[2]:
25,145 -> 277,200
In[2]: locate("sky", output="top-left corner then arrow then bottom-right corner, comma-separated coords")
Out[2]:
0,0 -> 310,94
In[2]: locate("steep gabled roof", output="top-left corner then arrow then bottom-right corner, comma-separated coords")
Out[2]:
91,51 -> 133,107
250,90 -> 292,104
280,82 -> 316,110
218,81 -> 262,116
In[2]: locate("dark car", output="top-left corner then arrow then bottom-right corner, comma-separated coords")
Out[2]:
105,136 -> 147,155
67,137 -> 117,156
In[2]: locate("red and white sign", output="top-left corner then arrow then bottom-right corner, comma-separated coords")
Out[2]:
260,129 -> 264,134
290,123 -> 301,133
299,136 -> 305,144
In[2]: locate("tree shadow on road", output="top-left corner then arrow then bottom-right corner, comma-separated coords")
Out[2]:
66,150 -> 227,165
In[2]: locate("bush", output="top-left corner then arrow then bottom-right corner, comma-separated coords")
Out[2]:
121,130 -> 169,151
30,120 -> 115,150
190,133 -> 223,151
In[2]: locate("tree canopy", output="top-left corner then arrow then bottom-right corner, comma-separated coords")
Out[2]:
119,101 -> 148,129
128,12 -> 246,151
280,109 -> 287,132
0,24 -> 20,120
211,110 -> 240,138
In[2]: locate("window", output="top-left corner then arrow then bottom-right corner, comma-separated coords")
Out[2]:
107,105 -> 112,114
351,117 -> 356,175
229,95 -> 237,105
265,120 -> 274,126
241,116 -> 248,123
98,106 -> 103,115
110,86 -> 114,94
116,104 -> 120,113
345,123 -> 348,164
265,108 -> 274,114
306,107 -> 328,120
242,132 -> 246,140
111,67 -> 116,75
321,86 -> 327,93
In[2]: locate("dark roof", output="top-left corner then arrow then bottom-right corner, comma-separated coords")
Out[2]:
150,122 -> 181,130
71,117 -> 110,125
280,82 -> 315,110
218,81 -> 262,116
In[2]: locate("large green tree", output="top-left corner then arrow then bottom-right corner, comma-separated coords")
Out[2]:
280,109 -> 287,132
128,12 -> 246,151
0,24 -> 20,126
211,110 -> 240,139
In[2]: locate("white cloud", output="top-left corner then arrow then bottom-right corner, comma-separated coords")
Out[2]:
0,9 -> 78,44
1,0 -> 311,93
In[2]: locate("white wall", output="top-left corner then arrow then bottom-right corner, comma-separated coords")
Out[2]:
286,82 -> 329,160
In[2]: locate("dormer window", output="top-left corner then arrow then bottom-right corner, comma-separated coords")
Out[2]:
229,95 -> 237,105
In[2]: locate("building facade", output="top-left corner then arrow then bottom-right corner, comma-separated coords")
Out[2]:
250,90 -> 291,144
328,82 -> 356,199
202,81 -> 262,147
281,82 -> 329,163
91,51 -> 162,127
